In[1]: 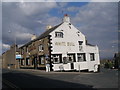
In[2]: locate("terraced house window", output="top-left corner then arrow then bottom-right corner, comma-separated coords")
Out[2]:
39,44 -> 44,51
55,32 -> 63,38
39,56 -> 45,65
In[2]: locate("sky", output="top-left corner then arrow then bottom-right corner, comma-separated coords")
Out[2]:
1,1 -> 118,59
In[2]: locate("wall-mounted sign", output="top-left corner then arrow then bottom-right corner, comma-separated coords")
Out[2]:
55,42 -> 75,46
16,55 -> 22,59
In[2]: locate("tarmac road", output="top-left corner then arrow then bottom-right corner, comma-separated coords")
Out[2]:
2,67 -> 119,89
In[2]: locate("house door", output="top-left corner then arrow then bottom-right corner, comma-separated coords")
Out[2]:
33,56 -> 38,69
71,63 -> 74,69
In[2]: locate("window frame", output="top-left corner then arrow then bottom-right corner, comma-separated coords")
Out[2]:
53,55 -> 60,64
39,44 -> 44,51
52,54 -> 62,64
67,54 -> 76,62
55,32 -> 63,38
90,53 -> 95,61
39,56 -> 45,65
77,53 -> 86,62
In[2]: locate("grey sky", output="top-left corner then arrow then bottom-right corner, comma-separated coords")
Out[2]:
1,2 -> 118,59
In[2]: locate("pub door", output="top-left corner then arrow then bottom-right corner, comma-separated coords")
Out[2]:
33,56 -> 38,69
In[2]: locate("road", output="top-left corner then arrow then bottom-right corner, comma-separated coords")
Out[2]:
2,67 -> 119,89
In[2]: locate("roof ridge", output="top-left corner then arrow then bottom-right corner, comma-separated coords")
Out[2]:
20,23 -> 62,48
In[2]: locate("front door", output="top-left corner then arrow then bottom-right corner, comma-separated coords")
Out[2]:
33,57 -> 37,69
71,63 -> 74,69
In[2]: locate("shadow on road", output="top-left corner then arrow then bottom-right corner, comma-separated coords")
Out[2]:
2,71 -> 96,89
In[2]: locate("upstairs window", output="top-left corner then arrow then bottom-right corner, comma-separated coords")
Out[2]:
90,53 -> 95,61
39,44 -> 44,51
78,41 -> 83,45
78,41 -> 83,51
55,32 -> 63,38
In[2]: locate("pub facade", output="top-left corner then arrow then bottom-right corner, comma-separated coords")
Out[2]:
19,14 -> 100,72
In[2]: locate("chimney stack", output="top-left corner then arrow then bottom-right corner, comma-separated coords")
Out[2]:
46,25 -> 52,30
62,14 -> 70,23
31,34 -> 37,40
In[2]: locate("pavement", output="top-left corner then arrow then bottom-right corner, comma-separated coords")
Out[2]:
2,67 -> 119,89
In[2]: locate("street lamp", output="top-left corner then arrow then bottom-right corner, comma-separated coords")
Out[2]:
8,30 -> 16,69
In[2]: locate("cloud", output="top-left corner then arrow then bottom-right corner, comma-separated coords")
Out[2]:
2,44 -> 10,49
70,2 -> 118,58
2,2 -> 118,59
2,2 -> 58,46
2,22 -> 34,44
18,2 -> 57,16
66,6 -> 80,12
57,2 -> 68,8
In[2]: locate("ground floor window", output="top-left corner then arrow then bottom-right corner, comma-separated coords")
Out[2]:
90,53 -> 95,61
67,54 -> 76,62
77,53 -> 86,62
51,54 -> 62,64
39,56 -> 45,65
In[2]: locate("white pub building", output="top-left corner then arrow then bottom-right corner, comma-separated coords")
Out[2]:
19,14 -> 100,72
50,14 -> 100,72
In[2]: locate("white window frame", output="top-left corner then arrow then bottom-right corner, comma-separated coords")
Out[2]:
78,41 -> 83,51
77,53 -> 86,62
41,57 -> 45,64
90,53 -> 95,61
39,44 -> 43,51
53,55 -> 60,64
55,32 -> 63,38
67,54 -> 74,62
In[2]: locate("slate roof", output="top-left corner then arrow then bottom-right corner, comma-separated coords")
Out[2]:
20,23 -> 62,48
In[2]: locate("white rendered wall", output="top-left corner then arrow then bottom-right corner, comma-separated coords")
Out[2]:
50,22 -> 86,54
49,22 -> 100,71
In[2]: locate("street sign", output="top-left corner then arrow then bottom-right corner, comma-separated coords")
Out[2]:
16,55 -> 22,59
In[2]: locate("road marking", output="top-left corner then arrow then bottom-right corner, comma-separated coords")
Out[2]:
3,78 -> 21,89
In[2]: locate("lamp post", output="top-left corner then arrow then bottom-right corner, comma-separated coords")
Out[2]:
8,30 -> 11,69
8,30 -> 17,69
